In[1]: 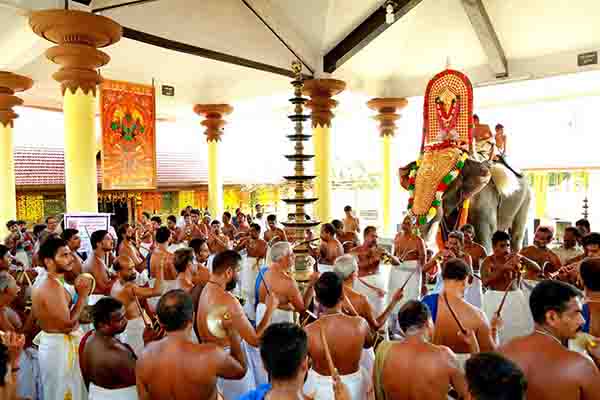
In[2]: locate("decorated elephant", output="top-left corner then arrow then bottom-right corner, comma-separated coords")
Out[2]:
400,157 -> 531,253
399,68 -> 531,253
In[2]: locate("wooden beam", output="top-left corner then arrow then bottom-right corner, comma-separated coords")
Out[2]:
461,0 -> 508,78
122,27 -> 309,79
323,0 -> 423,73
92,0 -> 160,13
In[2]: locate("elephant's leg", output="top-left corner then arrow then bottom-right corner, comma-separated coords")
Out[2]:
510,193 -> 531,252
470,202 -> 497,254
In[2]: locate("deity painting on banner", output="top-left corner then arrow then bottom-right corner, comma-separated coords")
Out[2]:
100,79 -> 157,190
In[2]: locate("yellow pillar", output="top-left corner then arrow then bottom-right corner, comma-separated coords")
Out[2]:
381,134 -> 392,235
367,98 -> 408,236
303,79 -> 346,223
30,9 -> 122,212
63,89 -> 97,212
0,72 -> 32,237
194,104 -> 233,218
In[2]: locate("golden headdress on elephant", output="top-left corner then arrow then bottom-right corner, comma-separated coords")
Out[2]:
406,69 -> 473,226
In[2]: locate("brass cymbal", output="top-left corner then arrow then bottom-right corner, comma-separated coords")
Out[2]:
76,273 -> 96,296
206,305 -> 232,339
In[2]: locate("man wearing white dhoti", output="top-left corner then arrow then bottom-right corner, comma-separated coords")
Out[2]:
311,223 -> 343,276
137,290 -> 245,400
79,297 -> 137,400
111,255 -> 163,357
196,251 -> 278,398
481,231 -> 537,344
84,230 -> 117,313
32,236 -> 91,400
303,272 -> 375,400
234,224 -> 268,322
351,226 -> 401,316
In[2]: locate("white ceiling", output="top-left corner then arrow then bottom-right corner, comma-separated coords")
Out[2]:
2,0 -> 600,118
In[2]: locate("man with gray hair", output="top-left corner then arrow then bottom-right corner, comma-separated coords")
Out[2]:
256,241 -> 319,326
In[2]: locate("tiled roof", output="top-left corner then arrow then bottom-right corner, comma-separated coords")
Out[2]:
13,146 -> 222,188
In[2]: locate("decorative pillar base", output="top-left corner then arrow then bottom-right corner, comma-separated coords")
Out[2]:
0,71 -> 32,236
303,79 -> 346,223
367,98 -> 408,236
194,104 -> 233,218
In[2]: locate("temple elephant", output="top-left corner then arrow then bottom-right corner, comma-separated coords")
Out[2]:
400,158 -> 531,253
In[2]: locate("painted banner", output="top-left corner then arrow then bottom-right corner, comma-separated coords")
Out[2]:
100,79 -> 157,190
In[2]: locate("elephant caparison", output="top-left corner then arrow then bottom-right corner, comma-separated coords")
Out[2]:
399,158 -> 531,253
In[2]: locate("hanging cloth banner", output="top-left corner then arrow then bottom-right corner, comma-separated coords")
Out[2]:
100,79 -> 157,190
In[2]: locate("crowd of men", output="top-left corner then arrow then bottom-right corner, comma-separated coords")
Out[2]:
0,203 -> 598,400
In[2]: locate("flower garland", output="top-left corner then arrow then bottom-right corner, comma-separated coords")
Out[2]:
407,152 -> 469,225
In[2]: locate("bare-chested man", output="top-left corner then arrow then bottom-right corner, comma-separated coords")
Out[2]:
553,227 -> 583,266
190,209 -> 209,240
257,242 -> 318,325
197,250 -> 278,399
351,226 -> 400,315
481,231 -> 539,344
0,271 -> 38,400
422,258 -> 496,369
264,214 -> 287,245
148,226 -> 176,286
520,226 -> 562,280
62,228 -> 83,282
390,216 -> 426,326
116,224 -> 148,285
189,238 -> 210,286
343,206 -> 360,234
460,225 -> 487,271
222,212 -> 237,242
84,230 -> 116,306
32,236 -> 91,400
111,255 -> 162,356
304,272 -> 375,399
136,213 -> 154,257
312,223 -> 343,275
499,280 -> 600,400
235,224 -> 267,321
580,258 -> 600,337
174,248 -> 195,293
374,300 -> 468,400
167,215 -> 183,245
332,220 -> 359,254
138,289 -> 246,400
464,352 -> 527,400
79,297 -> 137,400
208,220 -> 231,255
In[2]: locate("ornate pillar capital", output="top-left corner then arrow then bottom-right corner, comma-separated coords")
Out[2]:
29,9 -> 122,96
367,97 -> 408,137
0,72 -> 33,127
302,79 -> 346,128
193,104 -> 233,142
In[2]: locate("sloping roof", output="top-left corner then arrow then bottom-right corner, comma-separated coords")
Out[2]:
13,146 -> 227,188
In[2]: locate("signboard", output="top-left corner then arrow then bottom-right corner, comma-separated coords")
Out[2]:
578,51 -> 598,67
100,79 -> 157,190
64,213 -> 111,256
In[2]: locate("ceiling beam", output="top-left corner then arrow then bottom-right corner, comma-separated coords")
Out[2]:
241,0 -> 317,75
92,0 -> 159,13
121,27 -> 310,79
323,0 -> 423,74
460,0 -> 508,78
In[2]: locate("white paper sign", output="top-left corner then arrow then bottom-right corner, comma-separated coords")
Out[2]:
64,213 -> 112,256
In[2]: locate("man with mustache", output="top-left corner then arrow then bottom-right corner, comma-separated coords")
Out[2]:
31,237 -> 92,400
519,226 -> 562,298
499,280 -> 600,400
197,250 -> 278,399
111,255 -> 162,356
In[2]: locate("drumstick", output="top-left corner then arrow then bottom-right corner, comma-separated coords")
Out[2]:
443,292 -> 467,335
495,278 -> 516,317
400,269 -> 418,291
293,237 -> 320,248
343,294 -> 359,316
319,323 -> 339,379
358,277 -> 387,296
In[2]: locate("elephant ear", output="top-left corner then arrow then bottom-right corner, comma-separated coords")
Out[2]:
461,158 -> 492,199
399,161 -> 416,191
